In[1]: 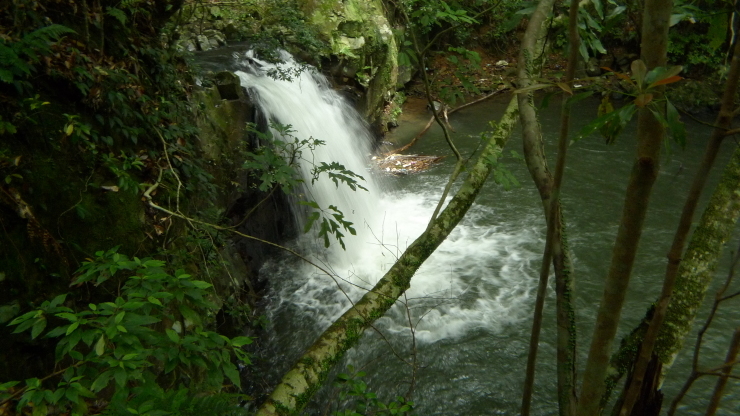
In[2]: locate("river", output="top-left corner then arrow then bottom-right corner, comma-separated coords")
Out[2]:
196,47 -> 740,415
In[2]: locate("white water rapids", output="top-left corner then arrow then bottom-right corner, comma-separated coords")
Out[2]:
180,46 -> 740,413
234,50 -> 542,412
235,50 -> 538,341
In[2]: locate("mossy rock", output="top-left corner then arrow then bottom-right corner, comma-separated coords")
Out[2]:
299,0 -> 399,127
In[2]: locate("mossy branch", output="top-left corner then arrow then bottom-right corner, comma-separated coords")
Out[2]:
255,97 -> 519,416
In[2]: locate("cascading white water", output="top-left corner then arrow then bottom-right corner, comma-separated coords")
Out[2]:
234,50 -> 540,412
198,48 -> 737,413
233,48 -> 540,337
235,50 -> 382,267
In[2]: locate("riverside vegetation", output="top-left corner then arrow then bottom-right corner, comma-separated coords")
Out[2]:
2,0 -> 740,415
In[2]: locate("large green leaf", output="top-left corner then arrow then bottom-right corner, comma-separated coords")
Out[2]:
666,99 -> 686,149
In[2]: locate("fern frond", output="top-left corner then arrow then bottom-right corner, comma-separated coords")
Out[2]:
0,24 -> 74,84
22,24 -> 75,49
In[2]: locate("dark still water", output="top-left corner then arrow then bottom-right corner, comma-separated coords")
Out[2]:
234,58 -> 740,415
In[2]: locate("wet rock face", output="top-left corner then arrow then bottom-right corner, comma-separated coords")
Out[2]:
300,0 -> 399,129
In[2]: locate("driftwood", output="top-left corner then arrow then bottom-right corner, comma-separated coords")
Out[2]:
371,153 -> 444,175
387,88 -> 508,156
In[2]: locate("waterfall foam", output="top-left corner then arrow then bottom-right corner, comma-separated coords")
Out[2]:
235,50 -> 538,346
235,50 -> 383,266
234,51 -> 542,412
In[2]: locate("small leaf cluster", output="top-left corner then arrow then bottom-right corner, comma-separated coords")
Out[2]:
2,247 -> 252,415
332,366 -> 414,416
243,122 -> 367,250
573,60 -> 686,147
407,0 -> 478,32
301,202 -> 357,250
0,24 -> 75,90
311,162 -> 368,192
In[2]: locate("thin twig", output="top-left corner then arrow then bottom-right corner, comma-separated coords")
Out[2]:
667,238 -> 740,415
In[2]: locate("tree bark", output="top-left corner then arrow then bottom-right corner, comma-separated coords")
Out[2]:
654,144 -> 740,368
517,0 -> 578,414
605,30 -> 740,412
255,97 -> 520,415
576,1 -> 672,414
705,327 -> 740,416
617,26 -> 740,416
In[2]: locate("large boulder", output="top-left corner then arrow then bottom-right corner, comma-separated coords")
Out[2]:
299,0 -> 399,130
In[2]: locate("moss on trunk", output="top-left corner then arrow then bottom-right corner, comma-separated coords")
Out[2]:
256,97 -> 520,416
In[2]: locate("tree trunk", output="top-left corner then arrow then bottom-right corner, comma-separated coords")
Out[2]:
654,144 -> 740,369
705,327 -> 740,416
255,97 -> 520,415
605,32 -> 740,410
617,26 -> 740,416
576,1 -> 672,414
517,0 -> 578,414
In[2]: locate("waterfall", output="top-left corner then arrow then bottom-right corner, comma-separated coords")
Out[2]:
233,49 -> 537,338
234,50 -> 382,267
232,50 -> 540,413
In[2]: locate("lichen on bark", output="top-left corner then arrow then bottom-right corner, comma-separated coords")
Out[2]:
256,98 -> 520,416
655,145 -> 740,369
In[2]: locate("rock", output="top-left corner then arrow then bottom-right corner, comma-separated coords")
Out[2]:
196,34 -> 212,51
373,154 -> 444,175
337,36 -> 366,54
397,63 -> 415,87
586,57 -> 601,76
223,22 -> 240,40
182,40 -> 197,52
599,54 -> 614,70
339,21 -> 364,37
299,0 -> 398,128
215,71 -> 244,101
339,61 -> 359,78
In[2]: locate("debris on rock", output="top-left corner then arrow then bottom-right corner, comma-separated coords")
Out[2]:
372,153 -> 444,175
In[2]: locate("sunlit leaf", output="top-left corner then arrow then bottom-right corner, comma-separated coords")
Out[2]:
646,65 -> 683,87
95,334 -> 105,356
650,75 -> 682,88
31,317 -> 47,339
666,99 -> 686,148
634,93 -> 654,107
556,82 -> 573,94
631,60 -> 647,88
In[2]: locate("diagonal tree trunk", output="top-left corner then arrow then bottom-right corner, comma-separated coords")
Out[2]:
705,327 -> 740,416
255,97 -> 520,416
517,0 -> 578,414
606,29 -> 740,412
576,0 -> 672,414
617,25 -> 740,416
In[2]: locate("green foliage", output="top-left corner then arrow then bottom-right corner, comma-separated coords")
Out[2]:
101,152 -> 147,194
2,247 -> 251,415
481,124 -> 521,191
406,0 -> 478,33
182,0 -> 329,59
302,202 -> 357,250
0,24 -> 75,90
331,366 -> 414,416
243,122 -> 367,250
573,61 -> 686,146
576,3 -> 609,61
667,0 -> 731,72
311,162 -> 368,192
0,147 -> 23,185
243,123 -> 315,193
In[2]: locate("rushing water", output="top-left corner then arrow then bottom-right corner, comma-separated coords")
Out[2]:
205,49 -> 740,415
